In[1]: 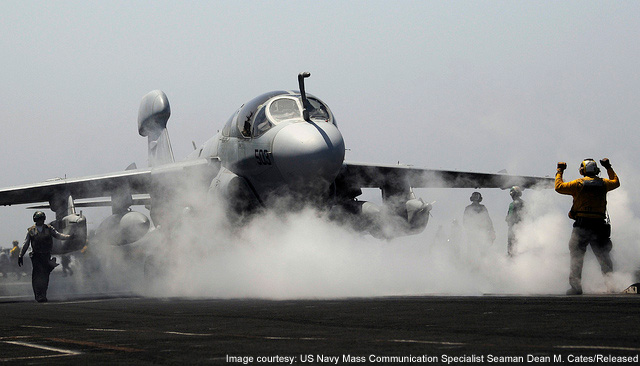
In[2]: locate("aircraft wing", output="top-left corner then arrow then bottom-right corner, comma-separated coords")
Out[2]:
0,158 -> 219,207
27,195 -> 152,209
0,169 -> 153,207
338,161 -> 554,190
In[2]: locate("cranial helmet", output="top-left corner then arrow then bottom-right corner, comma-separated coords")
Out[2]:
579,159 -> 600,177
470,191 -> 483,203
510,186 -> 522,198
33,211 -> 46,222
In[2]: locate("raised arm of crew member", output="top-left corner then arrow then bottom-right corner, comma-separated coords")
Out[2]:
555,159 -> 620,196
554,161 -> 577,195
599,158 -> 620,190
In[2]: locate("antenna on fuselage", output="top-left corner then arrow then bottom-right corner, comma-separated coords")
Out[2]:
298,72 -> 311,121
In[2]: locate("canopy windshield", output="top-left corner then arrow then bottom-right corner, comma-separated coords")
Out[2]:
251,94 -> 335,137
269,98 -> 301,123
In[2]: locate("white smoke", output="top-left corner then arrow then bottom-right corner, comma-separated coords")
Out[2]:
138,189 -> 616,298
57,173 -> 640,299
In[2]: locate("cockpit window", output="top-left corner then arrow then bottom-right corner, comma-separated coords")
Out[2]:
307,97 -> 330,122
252,106 -> 270,137
222,109 -> 239,137
236,91 -> 286,138
229,92 -> 335,138
269,98 -> 301,122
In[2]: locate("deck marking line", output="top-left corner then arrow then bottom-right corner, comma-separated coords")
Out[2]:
262,336 -> 325,341
387,339 -> 466,346
46,337 -> 143,352
164,331 -> 212,336
2,340 -> 82,355
87,328 -> 127,332
0,354 -> 74,362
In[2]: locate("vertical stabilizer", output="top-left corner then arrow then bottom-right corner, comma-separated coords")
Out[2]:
138,90 -> 175,167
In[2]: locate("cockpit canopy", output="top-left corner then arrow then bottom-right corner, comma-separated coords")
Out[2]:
222,91 -> 335,138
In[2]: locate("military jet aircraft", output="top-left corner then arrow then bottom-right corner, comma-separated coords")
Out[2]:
0,72 -> 553,252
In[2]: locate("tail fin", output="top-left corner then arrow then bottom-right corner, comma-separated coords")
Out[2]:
138,90 -> 175,167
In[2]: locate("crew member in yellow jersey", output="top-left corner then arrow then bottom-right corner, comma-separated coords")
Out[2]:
555,158 -> 620,295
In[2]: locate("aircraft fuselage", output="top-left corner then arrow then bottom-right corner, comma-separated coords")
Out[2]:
188,90 -> 346,206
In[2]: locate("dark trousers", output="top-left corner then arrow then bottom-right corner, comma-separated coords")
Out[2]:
507,226 -> 517,257
568,219 -> 613,292
30,253 -> 52,302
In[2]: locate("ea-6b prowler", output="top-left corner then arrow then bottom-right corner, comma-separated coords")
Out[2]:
0,73 -> 553,252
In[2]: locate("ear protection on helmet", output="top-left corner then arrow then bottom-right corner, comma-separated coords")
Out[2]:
33,211 -> 46,222
510,186 -> 522,198
579,159 -> 600,177
470,192 -> 482,202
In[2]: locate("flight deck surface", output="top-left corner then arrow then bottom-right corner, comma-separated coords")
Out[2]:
1,279 -> 639,365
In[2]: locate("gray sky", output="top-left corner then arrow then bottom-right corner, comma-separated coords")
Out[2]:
1,1 -> 639,249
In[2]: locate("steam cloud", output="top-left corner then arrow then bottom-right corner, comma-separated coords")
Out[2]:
58,174 -> 640,299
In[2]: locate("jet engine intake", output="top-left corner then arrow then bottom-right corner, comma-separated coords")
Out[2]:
209,168 -> 262,220
406,198 -> 431,231
332,194 -> 431,240
95,211 -> 150,246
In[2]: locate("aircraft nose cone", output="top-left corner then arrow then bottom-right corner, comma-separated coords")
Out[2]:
272,122 -> 345,187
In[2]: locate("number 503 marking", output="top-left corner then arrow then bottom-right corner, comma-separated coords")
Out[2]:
255,149 -> 272,166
